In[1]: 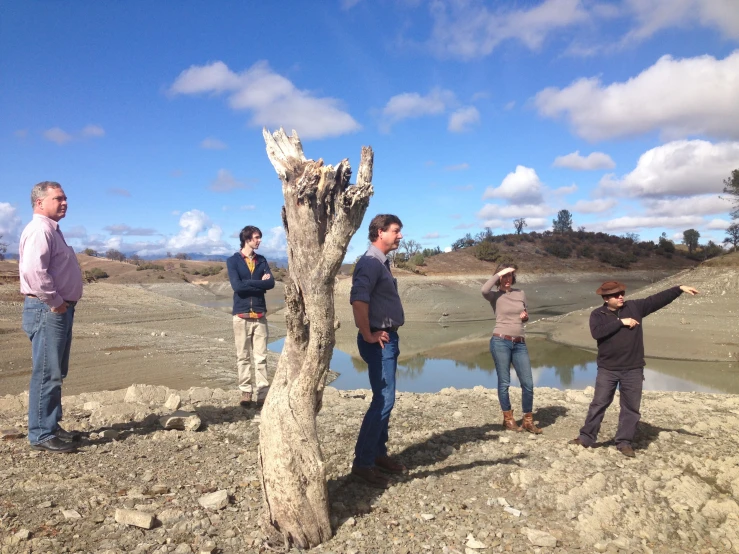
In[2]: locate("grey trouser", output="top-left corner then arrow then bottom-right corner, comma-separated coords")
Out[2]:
232,316 -> 270,399
578,366 -> 643,448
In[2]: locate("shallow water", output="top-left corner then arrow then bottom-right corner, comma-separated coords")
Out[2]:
268,333 -> 739,395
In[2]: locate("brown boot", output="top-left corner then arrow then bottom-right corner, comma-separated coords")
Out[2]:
502,410 -> 522,431
521,412 -> 542,434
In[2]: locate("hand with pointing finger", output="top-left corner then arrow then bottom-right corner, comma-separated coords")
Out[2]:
621,318 -> 639,329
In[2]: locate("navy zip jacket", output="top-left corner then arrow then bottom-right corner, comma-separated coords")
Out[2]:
226,252 -> 275,316
589,286 -> 683,371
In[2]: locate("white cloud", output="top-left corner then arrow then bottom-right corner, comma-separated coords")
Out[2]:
622,0 -> 739,44
595,215 -> 704,232
169,61 -> 360,140
104,224 -> 158,236
553,184 -> 578,195
598,140 -> 739,197
523,217 -> 548,230
258,226 -> 287,259
200,137 -> 227,150
0,203 -> 23,252
706,218 -> 731,230
448,106 -> 480,133
427,0 -> 588,59
209,169 -> 248,193
380,88 -> 455,131
482,166 -> 544,204
81,125 -> 105,138
643,195 -> 731,216
164,210 -> 231,255
572,199 -> 617,213
536,51 -> 739,141
444,163 -> 469,171
108,188 -> 131,197
477,203 -> 552,220
479,219 -> 505,229
43,127 -> 73,145
422,232 -> 444,239
554,150 -> 615,170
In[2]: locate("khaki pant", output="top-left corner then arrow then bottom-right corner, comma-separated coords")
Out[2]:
233,316 -> 269,399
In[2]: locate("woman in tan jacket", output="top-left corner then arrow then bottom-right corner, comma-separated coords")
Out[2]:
481,264 -> 541,434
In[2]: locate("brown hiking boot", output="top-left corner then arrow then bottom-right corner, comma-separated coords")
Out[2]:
521,412 -> 542,434
375,455 -> 407,474
502,410 -> 522,431
239,392 -> 252,407
617,445 -> 636,458
351,466 -> 390,488
569,437 -> 591,447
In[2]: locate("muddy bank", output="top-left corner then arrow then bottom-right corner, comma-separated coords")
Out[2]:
1,384 -> 738,553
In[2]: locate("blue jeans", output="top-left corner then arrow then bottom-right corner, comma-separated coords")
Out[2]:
489,336 -> 534,413
353,332 -> 399,468
22,297 -> 75,445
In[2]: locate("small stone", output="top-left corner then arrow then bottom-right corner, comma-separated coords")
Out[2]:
160,411 -> 202,431
524,528 -> 557,547
1,428 -> 24,440
165,394 -> 181,411
465,535 -> 487,549
198,490 -> 229,511
504,506 -> 521,517
83,401 -> 101,410
496,497 -> 510,507
150,484 -> 169,495
198,542 -> 217,554
62,510 -> 82,520
160,332 -> 167,337
115,508 -> 155,529
100,429 -> 120,440
13,529 -> 31,541
498,436 -> 510,443
452,411 -> 463,419
37,501 -> 53,509
421,513 -> 435,520
343,517 -> 356,526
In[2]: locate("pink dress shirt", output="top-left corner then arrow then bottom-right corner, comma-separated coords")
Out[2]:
19,214 -> 83,308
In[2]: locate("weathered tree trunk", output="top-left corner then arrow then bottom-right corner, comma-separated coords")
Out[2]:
258,128 -> 373,548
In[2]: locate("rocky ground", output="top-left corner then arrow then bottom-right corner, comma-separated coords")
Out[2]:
2,384 -> 739,554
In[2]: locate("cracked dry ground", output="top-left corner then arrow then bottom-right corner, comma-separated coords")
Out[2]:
2,385 -> 739,554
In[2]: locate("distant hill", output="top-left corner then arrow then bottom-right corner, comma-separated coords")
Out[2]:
413,231 -> 703,275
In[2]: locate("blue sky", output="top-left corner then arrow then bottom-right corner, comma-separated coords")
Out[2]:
1,0 -> 738,261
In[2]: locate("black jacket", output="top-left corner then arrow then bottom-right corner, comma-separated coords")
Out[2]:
589,286 -> 683,370
226,252 -> 275,316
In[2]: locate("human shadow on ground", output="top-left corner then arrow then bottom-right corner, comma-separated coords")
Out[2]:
634,420 -> 703,449
329,422 -> 527,521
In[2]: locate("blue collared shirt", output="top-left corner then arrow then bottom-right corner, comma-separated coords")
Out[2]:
350,245 -> 405,329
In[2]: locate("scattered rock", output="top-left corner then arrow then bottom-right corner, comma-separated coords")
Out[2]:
465,535 -> 486,549
164,394 -> 181,411
114,508 -> 155,529
198,490 -> 229,511
62,510 -> 82,520
159,410 -> 202,431
524,528 -> 557,547
1,428 -> 23,440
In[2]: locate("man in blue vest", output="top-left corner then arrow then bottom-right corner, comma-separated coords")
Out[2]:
227,225 -> 275,408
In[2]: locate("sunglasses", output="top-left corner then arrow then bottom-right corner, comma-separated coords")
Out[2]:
606,291 -> 626,298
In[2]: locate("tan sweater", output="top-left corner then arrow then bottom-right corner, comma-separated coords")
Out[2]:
481,275 -> 528,337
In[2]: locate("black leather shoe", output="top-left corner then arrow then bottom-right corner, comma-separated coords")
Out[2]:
31,437 -> 79,453
55,427 -> 82,442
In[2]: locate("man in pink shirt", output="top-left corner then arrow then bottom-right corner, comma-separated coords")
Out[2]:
19,181 -> 83,453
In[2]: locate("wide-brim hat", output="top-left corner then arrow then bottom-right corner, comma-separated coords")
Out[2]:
596,281 -> 626,295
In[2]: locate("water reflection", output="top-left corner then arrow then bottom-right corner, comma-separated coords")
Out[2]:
268,335 -> 738,394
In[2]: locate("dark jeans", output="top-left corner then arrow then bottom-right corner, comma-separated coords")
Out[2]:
489,336 -> 534,413
578,366 -> 644,448
22,297 -> 75,445
353,331 -> 399,468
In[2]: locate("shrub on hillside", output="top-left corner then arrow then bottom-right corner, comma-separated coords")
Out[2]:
136,263 -> 165,271
410,253 -> 426,266
474,241 -> 501,262
544,241 -> 572,259
577,244 -> 595,258
598,249 -> 634,269
84,268 -> 108,281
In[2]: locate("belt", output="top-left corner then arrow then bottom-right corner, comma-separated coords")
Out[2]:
370,326 -> 399,333
25,295 -> 77,307
493,333 -> 525,343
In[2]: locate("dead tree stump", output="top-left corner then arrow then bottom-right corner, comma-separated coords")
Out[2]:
258,128 -> 373,548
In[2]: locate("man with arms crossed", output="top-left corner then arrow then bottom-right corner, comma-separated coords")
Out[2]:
350,214 -> 407,488
570,280 -> 699,457
227,225 -> 275,408
20,181 -> 83,453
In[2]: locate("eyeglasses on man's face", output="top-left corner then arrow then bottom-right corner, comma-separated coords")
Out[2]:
606,291 -> 626,298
